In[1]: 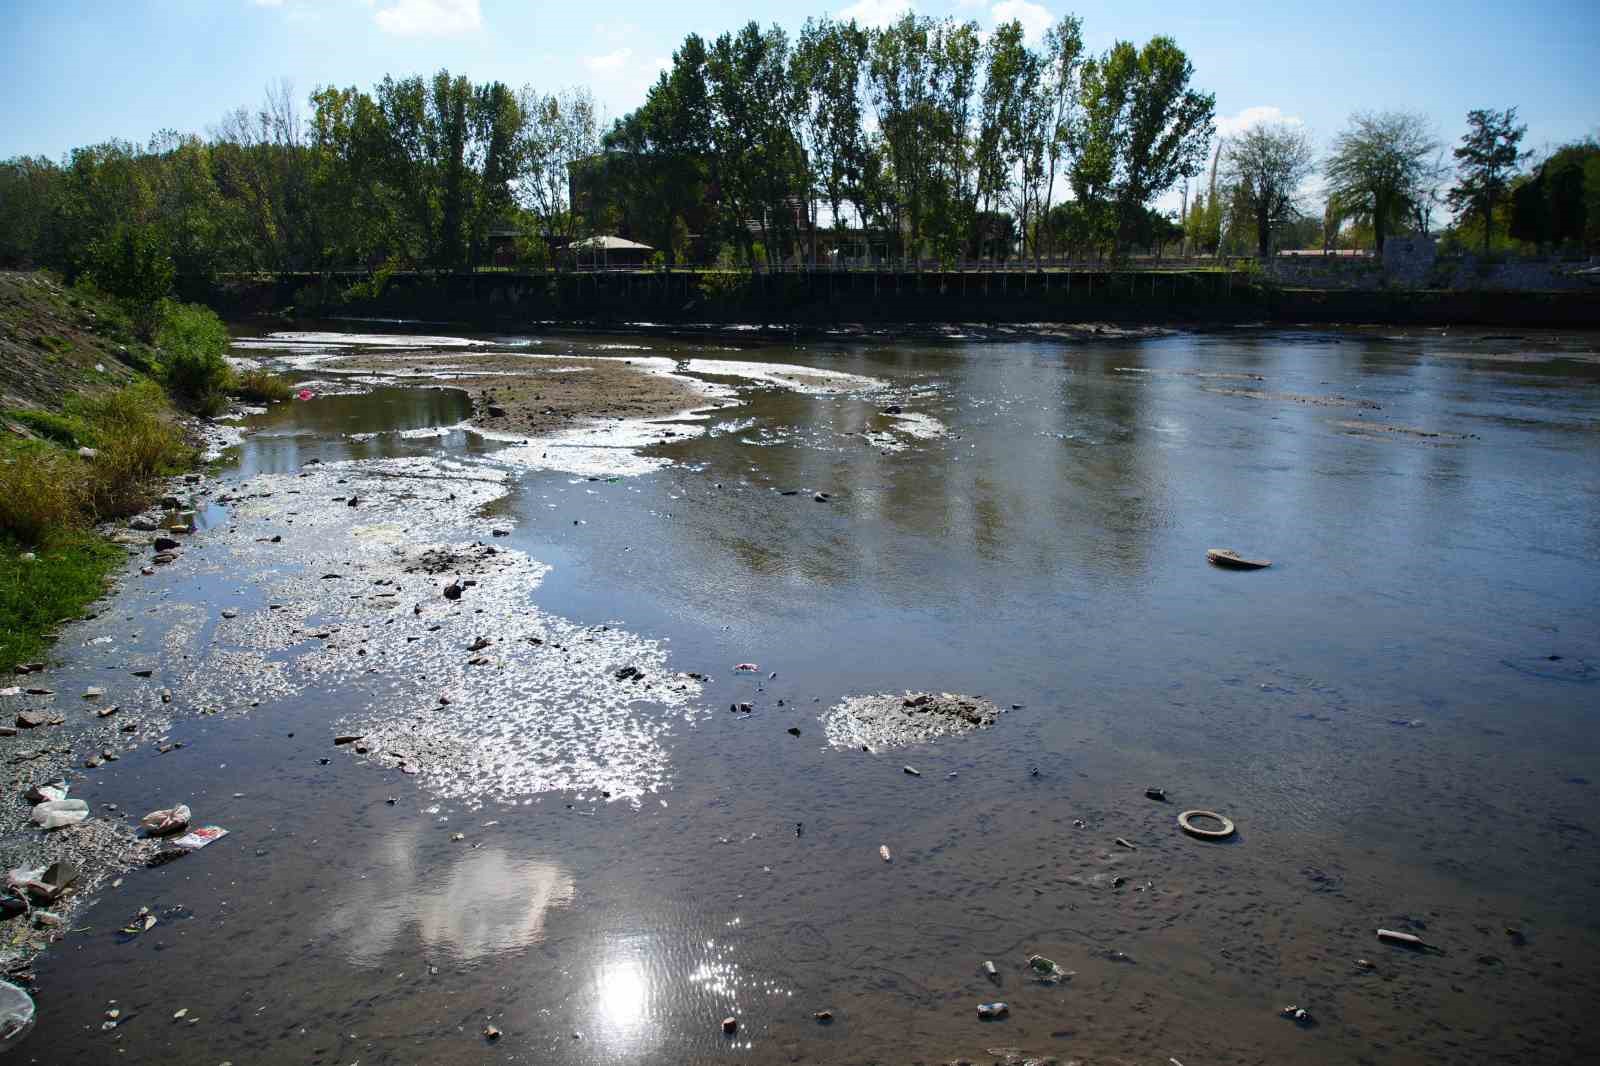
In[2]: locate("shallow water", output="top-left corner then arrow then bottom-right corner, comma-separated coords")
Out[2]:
15,325 -> 1600,1065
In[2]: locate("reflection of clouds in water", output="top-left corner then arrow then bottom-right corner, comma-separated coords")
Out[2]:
319,825 -> 574,966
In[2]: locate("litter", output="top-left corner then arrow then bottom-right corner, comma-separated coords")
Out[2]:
1206,548 -> 1271,570
1377,928 -> 1427,948
1280,1004 -> 1313,1025
976,1001 -> 1008,1019
31,799 -> 89,830
1178,810 -> 1236,840
296,388 -> 314,401
721,1016 -> 738,1034
1115,837 -> 1137,850
140,805 -> 192,836
983,960 -> 997,978
1026,954 -> 1073,983
734,663 -> 759,672
879,844 -> 892,862
23,781 -> 67,804
483,1025 -> 501,1040
171,826 -> 228,851
903,766 -> 921,776
812,1010 -> 833,1022
1145,787 -> 1167,801
0,981 -> 34,1052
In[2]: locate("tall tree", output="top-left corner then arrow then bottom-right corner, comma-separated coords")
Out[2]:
1031,16 -> 1085,263
793,18 -> 869,262
1324,111 -> 1441,253
1446,107 -> 1528,256
1224,121 -> 1316,258
518,87 -> 598,255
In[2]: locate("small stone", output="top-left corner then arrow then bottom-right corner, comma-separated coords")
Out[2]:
84,687 -> 104,699
721,1016 -> 738,1034
221,609 -> 238,619
153,537 -> 180,552
483,1025 -> 501,1040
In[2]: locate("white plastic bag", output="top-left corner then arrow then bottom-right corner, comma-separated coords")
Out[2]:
30,799 -> 89,830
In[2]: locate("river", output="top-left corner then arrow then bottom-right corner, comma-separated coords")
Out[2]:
12,324 -> 1600,1065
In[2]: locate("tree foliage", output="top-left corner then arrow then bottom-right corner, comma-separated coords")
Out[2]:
1324,111 -> 1443,252
1445,108 -> 1528,256
1224,122 -> 1316,257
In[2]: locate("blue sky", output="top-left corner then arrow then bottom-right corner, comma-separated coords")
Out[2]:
5,0 -> 1596,168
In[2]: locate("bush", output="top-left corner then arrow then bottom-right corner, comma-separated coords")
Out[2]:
232,368 -> 293,404
69,381 -> 192,516
156,302 -> 233,412
85,223 -> 175,338
0,441 -> 85,545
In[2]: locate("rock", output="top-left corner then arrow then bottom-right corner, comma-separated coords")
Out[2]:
131,669 -> 153,677
152,551 -> 178,565
160,496 -> 181,509
787,727 -> 801,736
221,609 -> 238,619
443,582 -> 463,600
721,1017 -> 738,1035
334,735 -> 363,746
487,405 -> 508,418
614,665 -> 643,682
83,687 -> 104,699
16,711 -> 62,728
96,705 -> 119,718
468,637 -> 493,652
78,446 -> 99,459
129,516 -> 159,531
812,1010 -> 833,1022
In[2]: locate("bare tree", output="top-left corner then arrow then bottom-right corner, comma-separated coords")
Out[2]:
1224,121 -> 1315,258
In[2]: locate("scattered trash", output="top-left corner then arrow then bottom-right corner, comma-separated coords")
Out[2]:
1115,837 -> 1137,850
0,980 -> 35,1051
734,663 -> 760,672
1356,958 -> 1375,970
1145,787 -> 1167,801
83,687 -> 104,699
1377,928 -> 1427,948
879,844 -> 892,862
96,705 -> 118,718
1280,1004 -> 1314,1025
983,960 -> 997,979
903,765 -> 921,777
786,727 -> 801,736
171,826 -> 227,851
812,1010 -> 833,1023
31,799 -> 90,830
23,781 -> 67,804
451,832 -> 465,842
1178,810 -> 1236,840
721,1016 -> 738,1034
173,1008 -> 188,1020
976,1001 -> 1009,1019
333,735 -> 363,746
120,909 -> 158,935
1026,955 -> 1072,983
483,1025 -> 501,1040
1206,548 -> 1271,570
140,805 -> 191,836
296,388 -> 314,400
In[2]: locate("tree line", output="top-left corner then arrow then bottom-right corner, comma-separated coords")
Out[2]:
1,9 -> 1594,280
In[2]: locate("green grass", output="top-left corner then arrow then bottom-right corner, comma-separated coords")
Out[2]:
0,531 -> 122,672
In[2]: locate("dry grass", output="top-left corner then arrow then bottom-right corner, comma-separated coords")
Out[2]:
0,441 -> 85,545
232,368 -> 293,404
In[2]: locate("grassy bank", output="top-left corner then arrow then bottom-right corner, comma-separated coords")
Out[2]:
0,270 -> 290,671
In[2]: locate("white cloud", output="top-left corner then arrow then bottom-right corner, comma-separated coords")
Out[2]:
837,0 -> 915,30
372,0 -> 481,37
991,0 -> 1052,44
593,21 -> 638,42
1216,105 -> 1304,140
585,48 -> 633,74
251,0 -> 285,7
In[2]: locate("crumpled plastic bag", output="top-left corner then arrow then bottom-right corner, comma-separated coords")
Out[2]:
23,781 -> 67,804
140,804 -> 191,836
30,799 -> 89,830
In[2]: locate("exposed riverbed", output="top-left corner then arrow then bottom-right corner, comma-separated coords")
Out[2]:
3,323 -> 1598,1065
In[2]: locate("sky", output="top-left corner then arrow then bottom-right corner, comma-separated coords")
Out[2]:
5,0 -> 1597,175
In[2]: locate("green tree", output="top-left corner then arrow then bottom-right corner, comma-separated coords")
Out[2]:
1445,107 -> 1528,257
793,17 -> 869,263
1224,121 -> 1316,258
1324,111 -> 1441,253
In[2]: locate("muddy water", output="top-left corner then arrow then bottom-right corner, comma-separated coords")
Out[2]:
15,326 -> 1600,1065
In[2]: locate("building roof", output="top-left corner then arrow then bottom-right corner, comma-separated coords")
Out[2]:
569,235 -> 654,252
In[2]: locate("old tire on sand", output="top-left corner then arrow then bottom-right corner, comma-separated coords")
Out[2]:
1178,809 -> 1236,840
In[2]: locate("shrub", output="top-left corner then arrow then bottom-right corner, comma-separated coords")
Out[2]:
0,441 -> 85,545
232,368 -> 293,404
65,381 -> 193,518
156,302 -> 233,411
85,223 -> 175,337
